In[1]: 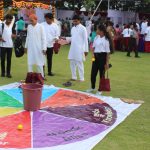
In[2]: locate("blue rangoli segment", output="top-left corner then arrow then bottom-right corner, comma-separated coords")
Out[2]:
3,88 -> 59,103
42,88 -> 59,101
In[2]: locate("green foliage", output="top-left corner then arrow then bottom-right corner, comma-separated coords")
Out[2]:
144,0 -> 150,2
83,0 -> 95,10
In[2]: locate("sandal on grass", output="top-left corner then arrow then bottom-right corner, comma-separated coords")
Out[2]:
62,81 -> 72,87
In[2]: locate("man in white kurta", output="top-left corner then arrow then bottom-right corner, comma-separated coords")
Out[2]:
25,14 -> 47,77
67,15 -> 88,82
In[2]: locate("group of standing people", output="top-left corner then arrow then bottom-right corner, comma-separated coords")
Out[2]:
122,19 -> 150,57
25,13 -> 60,78
0,13 -> 59,79
89,17 -> 150,59
122,23 -> 140,57
0,13 -> 112,93
115,18 -> 150,55
1,12 -> 149,92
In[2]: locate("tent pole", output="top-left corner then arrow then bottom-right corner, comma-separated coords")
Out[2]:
108,0 -> 110,11
90,0 -> 103,21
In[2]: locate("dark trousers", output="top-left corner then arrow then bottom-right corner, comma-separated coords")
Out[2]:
91,53 -> 107,89
114,38 -> 121,51
127,37 -> 139,57
46,47 -> 53,74
123,37 -> 130,51
1,47 -> 12,75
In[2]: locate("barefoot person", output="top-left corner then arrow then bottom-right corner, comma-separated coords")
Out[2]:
66,15 -> 89,82
25,14 -> 47,77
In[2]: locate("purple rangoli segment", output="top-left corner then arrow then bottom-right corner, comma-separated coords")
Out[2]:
42,103 -> 117,126
32,111 -> 108,148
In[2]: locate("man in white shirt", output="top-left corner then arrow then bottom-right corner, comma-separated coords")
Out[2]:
144,21 -> 150,52
67,15 -> 88,82
25,14 -> 47,78
0,14 -> 15,78
41,13 -> 59,76
141,18 -> 148,35
138,18 -> 148,52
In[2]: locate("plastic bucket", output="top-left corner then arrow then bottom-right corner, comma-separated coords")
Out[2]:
21,83 -> 43,111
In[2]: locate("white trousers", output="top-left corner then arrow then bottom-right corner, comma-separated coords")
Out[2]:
70,60 -> 84,81
28,65 -> 44,77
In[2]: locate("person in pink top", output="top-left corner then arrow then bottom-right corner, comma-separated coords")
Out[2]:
114,24 -> 122,50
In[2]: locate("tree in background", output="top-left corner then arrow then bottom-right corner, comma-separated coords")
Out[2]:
83,0 -> 95,10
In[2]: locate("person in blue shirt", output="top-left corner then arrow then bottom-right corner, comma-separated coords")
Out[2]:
16,17 -> 25,34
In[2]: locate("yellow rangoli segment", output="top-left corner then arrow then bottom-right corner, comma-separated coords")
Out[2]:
0,108 -> 22,117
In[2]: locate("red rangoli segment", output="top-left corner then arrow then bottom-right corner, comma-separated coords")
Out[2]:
0,111 -> 31,148
41,89 -> 104,108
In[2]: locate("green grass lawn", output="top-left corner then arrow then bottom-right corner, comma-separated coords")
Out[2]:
0,46 -> 150,150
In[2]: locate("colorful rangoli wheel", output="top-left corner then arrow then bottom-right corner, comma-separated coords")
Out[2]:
0,84 -> 117,149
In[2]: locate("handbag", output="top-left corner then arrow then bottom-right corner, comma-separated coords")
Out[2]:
25,72 -> 44,85
14,36 -> 24,57
53,42 -> 61,54
99,71 -> 111,92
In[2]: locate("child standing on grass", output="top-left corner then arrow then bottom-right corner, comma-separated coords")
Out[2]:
87,24 -> 111,94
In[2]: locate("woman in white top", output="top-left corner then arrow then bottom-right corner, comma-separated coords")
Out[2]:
87,24 -> 110,93
144,21 -> 150,53
122,24 -> 133,51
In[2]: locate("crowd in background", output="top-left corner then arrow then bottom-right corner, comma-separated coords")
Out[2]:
4,14 -> 150,56
0,12 -> 150,83
89,17 -> 150,54
58,16 -> 150,55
